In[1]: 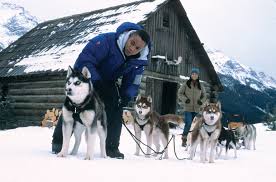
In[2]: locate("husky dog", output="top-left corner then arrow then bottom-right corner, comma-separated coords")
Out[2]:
160,114 -> 184,129
133,95 -> 169,159
235,124 -> 256,150
216,127 -> 237,159
122,110 -> 135,125
57,66 -> 107,160
189,101 -> 222,163
184,116 -> 198,151
228,122 -> 244,130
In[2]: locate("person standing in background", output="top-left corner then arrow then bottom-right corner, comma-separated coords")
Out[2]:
177,68 -> 206,147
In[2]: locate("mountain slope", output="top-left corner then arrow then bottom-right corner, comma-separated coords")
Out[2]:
207,49 -> 276,123
0,2 -> 38,51
207,49 -> 276,91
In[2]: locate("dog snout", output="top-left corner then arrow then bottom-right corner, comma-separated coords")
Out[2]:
65,88 -> 72,95
210,115 -> 214,120
139,111 -> 142,114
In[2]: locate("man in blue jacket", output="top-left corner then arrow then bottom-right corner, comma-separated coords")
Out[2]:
52,22 -> 151,159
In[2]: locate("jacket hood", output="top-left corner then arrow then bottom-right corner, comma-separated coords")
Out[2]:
116,22 -> 151,65
116,22 -> 143,37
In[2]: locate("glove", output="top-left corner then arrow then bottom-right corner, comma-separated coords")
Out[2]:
197,100 -> 203,105
185,99 -> 190,104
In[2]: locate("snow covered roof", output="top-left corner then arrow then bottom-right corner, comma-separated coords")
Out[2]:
0,0 -> 169,77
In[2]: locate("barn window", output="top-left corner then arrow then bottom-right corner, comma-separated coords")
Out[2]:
163,12 -> 170,28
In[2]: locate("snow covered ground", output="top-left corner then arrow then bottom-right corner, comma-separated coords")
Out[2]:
0,124 -> 275,182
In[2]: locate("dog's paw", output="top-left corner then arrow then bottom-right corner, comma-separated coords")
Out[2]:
200,158 -> 206,163
57,152 -> 67,157
70,151 -> 77,155
84,155 -> 93,160
145,154 -> 151,158
101,153 -> 107,158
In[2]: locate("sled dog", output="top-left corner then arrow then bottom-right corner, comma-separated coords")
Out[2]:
57,66 -> 107,160
216,127 -> 237,159
189,101 -> 222,163
133,95 -> 169,159
160,114 -> 184,128
184,117 -> 198,151
235,124 -> 256,150
122,110 -> 135,124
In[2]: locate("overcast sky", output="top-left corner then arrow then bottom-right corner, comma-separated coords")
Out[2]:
2,0 -> 276,78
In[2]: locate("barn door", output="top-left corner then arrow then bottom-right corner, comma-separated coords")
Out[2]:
161,81 -> 177,114
146,78 -> 177,114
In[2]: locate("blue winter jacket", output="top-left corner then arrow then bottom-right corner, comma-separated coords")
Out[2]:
74,22 -> 150,102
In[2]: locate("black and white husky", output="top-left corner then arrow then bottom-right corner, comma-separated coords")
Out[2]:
216,127 -> 237,159
133,95 -> 169,159
57,66 -> 107,160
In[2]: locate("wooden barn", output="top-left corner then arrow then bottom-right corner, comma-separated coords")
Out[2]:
0,0 -> 223,128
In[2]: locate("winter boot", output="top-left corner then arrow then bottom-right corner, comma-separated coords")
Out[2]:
51,116 -> 63,154
106,146 -> 124,159
106,148 -> 124,159
181,135 -> 187,147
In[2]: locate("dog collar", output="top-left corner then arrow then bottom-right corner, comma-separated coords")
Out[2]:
135,113 -> 149,126
202,122 -> 217,136
67,93 -> 93,112
136,117 -> 149,126
65,93 -> 94,125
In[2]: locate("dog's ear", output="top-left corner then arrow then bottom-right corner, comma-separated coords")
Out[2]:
202,99 -> 210,107
54,109 -> 59,117
147,96 -> 152,103
81,66 -> 91,79
216,101 -> 221,111
136,94 -> 141,102
67,66 -> 73,78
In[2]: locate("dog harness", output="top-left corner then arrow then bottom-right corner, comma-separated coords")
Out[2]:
202,122 -> 217,136
65,94 -> 95,126
135,114 -> 149,130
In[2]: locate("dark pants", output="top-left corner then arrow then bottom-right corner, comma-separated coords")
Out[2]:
52,82 -> 123,150
183,111 -> 197,136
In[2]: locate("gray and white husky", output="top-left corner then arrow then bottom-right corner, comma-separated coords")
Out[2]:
189,101 -> 222,163
133,95 -> 169,159
57,66 -> 107,160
